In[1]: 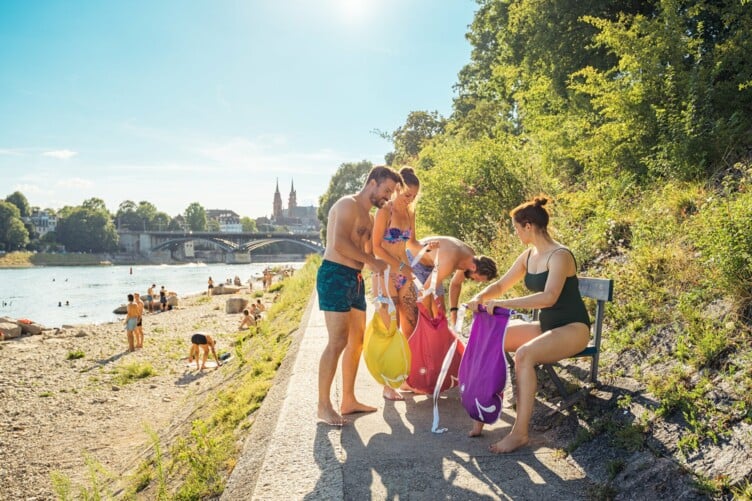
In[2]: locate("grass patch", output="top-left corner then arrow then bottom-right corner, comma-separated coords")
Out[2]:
67,349 -> 85,360
113,361 -> 157,385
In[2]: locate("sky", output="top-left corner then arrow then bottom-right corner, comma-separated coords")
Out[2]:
0,0 -> 477,220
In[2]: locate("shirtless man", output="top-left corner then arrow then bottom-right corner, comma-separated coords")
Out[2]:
124,294 -> 139,352
146,284 -> 156,312
317,165 -> 402,425
134,292 -> 145,348
408,236 -> 499,325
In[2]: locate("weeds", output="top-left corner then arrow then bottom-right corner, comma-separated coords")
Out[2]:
67,349 -> 85,360
113,361 -> 156,385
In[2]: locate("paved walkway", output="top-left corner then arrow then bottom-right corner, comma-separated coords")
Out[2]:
223,294 -> 593,500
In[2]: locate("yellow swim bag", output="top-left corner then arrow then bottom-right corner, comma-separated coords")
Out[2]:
363,269 -> 411,388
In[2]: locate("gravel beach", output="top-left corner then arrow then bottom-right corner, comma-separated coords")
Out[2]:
0,286 -> 269,499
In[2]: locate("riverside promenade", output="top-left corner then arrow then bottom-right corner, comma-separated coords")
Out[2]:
222,294 -> 593,500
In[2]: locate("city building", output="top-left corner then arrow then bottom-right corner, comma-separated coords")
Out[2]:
267,179 -> 320,233
206,209 -> 242,233
24,208 -> 57,237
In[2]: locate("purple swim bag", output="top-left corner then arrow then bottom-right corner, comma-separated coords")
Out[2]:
458,306 -> 513,423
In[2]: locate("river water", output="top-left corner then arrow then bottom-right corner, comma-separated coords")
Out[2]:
0,262 -> 302,327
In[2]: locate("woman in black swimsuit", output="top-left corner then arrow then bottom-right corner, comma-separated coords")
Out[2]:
466,196 -> 591,453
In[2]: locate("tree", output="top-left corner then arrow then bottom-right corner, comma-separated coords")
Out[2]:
136,201 -> 158,230
0,201 -> 29,250
417,136 -> 529,250
240,216 -> 258,232
82,197 -> 109,214
5,191 -> 30,218
55,206 -> 118,252
184,203 -> 207,231
153,212 -> 170,231
317,160 -> 372,243
389,111 -> 447,165
116,200 -> 140,230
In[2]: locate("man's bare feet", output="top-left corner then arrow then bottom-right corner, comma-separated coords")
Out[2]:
318,404 -> 348,426
383,386 -> 405,401
468,420 -> 484,437
489,432 -> 528,453
340,400 -> 377,415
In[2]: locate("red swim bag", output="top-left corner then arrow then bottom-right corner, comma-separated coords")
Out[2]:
406,303 -> 464,394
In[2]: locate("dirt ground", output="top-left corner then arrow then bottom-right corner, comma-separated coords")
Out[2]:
0,288 -> 265,499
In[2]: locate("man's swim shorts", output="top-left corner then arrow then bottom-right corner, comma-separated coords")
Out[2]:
317,260 -> 366,312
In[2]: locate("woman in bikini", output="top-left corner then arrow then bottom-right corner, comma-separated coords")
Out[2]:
372,166 -> 424,401
466,196 -> 591,453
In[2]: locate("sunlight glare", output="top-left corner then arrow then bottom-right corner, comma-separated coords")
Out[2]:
334,0 -> 373,24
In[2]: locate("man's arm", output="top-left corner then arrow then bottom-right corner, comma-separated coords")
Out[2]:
448,270 -> 465,325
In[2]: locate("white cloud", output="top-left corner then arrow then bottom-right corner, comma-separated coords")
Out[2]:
43,149 -> 78,160
57,177 -> 93,189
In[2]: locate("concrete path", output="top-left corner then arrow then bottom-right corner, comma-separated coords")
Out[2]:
223,294 -> 593,500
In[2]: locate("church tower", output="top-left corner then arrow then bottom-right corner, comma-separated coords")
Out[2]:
288,179 -> 297,216
273,178 -> 283,220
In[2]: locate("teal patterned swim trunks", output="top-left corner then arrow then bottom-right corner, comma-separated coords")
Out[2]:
317,260 -> 366,312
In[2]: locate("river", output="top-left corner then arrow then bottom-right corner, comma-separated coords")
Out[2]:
0,261 -> 302,328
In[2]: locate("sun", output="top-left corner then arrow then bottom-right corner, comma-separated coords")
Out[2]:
333,0 -> 373,24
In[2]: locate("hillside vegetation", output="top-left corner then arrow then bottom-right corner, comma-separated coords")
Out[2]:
374,1 -> 751,497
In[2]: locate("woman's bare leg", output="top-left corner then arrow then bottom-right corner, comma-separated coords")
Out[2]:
491,322 -> 589,453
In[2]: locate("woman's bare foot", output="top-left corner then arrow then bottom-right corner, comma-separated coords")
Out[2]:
399,382 -> 415,393
318,404 -> 348,426
383,386 -> 404,401
489,432 -> 528,453
468,421 -> 484,437
340,400 -> 377,415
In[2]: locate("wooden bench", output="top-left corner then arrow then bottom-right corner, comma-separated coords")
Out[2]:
508,276 -> 615,413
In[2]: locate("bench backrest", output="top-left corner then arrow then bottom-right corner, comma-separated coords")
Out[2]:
578,277 -> 614,383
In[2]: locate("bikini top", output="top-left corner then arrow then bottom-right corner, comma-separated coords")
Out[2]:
384,226 -> 412,243
382,203 -> 412,244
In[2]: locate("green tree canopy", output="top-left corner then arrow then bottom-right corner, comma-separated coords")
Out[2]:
241,216 -> 258,232
184,202 -> 208,231
5,191 -> 30,218
56,206 -> 118,252
0,201 -> 29,251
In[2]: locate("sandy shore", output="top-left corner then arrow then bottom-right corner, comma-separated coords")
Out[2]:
0,286 -> 270,499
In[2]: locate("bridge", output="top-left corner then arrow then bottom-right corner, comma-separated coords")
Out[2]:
117,230 -> 324,261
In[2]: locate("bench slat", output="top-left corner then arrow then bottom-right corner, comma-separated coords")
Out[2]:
578,277 -> 614,302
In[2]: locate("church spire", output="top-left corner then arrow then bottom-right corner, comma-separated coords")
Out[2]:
273,177 -> 283,220
288,178 -> 297,213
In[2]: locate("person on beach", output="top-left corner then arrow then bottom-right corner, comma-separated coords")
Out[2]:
124,294 -> 139,352
255,299 -> 265,313
146,284 -> 156,312
466,196 -> 591,453
134,292 -> 145,348
159,286 -> 167,311
371,166 -> 426,401
207,276 -> 214,296
408,236 -> 498,325
317,165 -> 401,426
188,332 -> 222,370
239,309 -> 256,330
